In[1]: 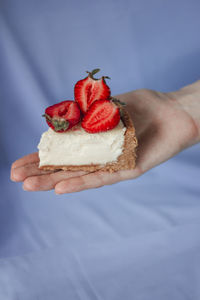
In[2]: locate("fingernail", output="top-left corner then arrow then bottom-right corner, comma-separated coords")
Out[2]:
10,173 -> 19,182
55,187 -> 72,194
55,189 -> 63,195
23,185 -> 28,191
23,183 -> 31,191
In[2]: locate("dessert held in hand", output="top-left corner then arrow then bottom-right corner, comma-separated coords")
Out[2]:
38,69 -> 137,172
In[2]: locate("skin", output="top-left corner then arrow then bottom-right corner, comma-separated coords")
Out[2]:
10,81 -> 200,194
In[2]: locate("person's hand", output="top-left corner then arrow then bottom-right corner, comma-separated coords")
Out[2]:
10,85 -> 200,194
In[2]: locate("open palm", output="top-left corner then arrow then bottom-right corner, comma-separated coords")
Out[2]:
11,89 -> 198,194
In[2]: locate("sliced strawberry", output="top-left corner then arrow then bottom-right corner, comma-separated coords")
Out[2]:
43,100 -> 81,132
81,99 -> 120,133
74,68 -> 111,114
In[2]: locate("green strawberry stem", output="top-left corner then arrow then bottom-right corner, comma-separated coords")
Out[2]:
86,68 -> 111,80
42,114 -> 69,132
52,119 -> 69,131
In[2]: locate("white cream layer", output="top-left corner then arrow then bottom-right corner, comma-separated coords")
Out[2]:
38,121 -> 126,166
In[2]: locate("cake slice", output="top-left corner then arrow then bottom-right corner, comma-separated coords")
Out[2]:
38,107 -> 137,173
37,69 -> 137,173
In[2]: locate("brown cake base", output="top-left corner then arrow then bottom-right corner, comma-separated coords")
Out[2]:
39,108 -> 138,173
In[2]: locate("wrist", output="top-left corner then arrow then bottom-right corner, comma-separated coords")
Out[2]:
168,80 -> 200,144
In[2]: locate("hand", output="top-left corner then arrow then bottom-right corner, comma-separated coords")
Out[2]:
10,87 -> 200,194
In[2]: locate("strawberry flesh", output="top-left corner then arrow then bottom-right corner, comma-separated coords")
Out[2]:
74,69 -> 111,114
81,99 -> 120,133
43,100 -> 81,132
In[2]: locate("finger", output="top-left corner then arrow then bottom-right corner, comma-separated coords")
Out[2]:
11,153 -> 39,169
55,168 -> 142,194
10,162 -> 53,182
23,170 -> 87,191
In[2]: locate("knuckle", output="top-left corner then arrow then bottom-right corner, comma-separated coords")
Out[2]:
30,177 -> 41,189
49,172 -> 57,185
93,172 -> 105,187
79,176 -> 87,188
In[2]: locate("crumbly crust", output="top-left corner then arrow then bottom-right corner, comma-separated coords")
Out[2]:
39,108 -> 138,173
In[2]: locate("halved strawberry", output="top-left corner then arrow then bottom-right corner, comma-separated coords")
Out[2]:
74,68 -> 111,114
81,99 -> 120,133
43,100 -> 81,132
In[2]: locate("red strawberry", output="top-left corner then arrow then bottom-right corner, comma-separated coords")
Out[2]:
74,68 -> 111,114
43,100 -> 81,132
81,99 -> 120,133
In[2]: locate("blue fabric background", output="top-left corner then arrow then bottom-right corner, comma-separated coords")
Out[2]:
0,0 -> 200,299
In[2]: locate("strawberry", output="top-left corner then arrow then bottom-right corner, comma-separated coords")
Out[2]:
43,100 -> 81,132
81,99 -> 120,133
74,68 -> 111,114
